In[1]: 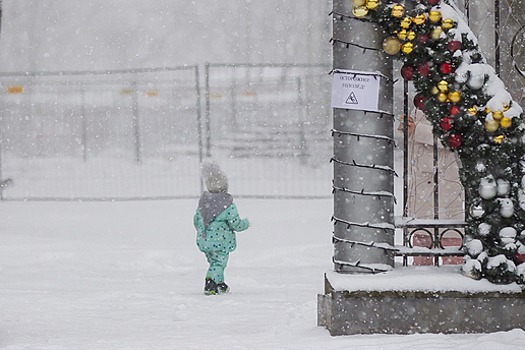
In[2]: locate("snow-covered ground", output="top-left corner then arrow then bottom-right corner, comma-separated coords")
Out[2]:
1,198 -> 524,349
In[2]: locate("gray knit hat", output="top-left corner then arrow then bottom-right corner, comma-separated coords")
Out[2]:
201,160 -> 228,193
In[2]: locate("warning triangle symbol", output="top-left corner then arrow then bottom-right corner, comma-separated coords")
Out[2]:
345,91 -> 358,105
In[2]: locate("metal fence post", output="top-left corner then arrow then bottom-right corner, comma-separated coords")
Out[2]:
131,80 -> 142,164
0,93 -> 3,201
296,76 -> 308,164
402,79 -> 409,266
204,63 -> 211,158
494,0 -> 500,76
0,0 -> 3,198
230,69 -> 238,131
195,65 -> 204,194
80,88 -> 88,161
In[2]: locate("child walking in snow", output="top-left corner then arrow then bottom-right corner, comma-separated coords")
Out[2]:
194,161 -> 249,295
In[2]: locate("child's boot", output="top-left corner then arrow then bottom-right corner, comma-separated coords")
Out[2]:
204,278 -> 218,295
218,282 -> 230,294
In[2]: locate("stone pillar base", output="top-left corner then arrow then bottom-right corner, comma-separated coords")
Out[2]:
318,270 -> 525,335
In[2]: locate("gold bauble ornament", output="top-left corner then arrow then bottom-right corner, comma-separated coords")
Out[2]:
352,6 -> 369,18
391,4 -> 405,18
467,106 -> 478,116
397,29 -> 407,40
401,41 -> 414,54
407,31 -> 416,41
485,120 -> 499,132
365,0 -> 380,10
484,107 -> 492,114
493,135 -> 505,144
400,17 -> 412,29
442,18 -> 455,30
412,14 -> 426,25
448,91 -> 461,103
503,103 -> 510,111
437,93 -> 448,103
353,0 -> 366,6
431,27 -> 443,40
431,86 -> 440,95
500,117 -> 512,128
382,36 -> 401,55
428,11 -> 442,23
492,110 -> 503,120
437,80 -> 449,92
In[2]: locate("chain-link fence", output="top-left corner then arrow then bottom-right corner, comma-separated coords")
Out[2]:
0,64 -> 334,200
204,63 -> 332,198
0,67 -> 202,200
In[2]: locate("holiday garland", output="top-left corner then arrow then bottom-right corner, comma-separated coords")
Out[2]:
349,0 -> 525,284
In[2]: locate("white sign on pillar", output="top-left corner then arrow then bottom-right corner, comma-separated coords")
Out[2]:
331,69 -> 381,112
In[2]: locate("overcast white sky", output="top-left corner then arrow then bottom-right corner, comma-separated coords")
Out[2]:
0,0 -> 332,72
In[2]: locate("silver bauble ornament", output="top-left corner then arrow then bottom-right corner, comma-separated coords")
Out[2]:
497,179 -> 511,196
478,223 -> 491,236
462,259 -> 482,279
466,239 -> 483,257
467,74 -> 484,90
498,198 -> 515,218
470,204 -> 485,218
479,177 -> 497,199
499,227 -> 517,245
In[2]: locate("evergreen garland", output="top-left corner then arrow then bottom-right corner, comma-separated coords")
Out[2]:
350,0 -> 525,284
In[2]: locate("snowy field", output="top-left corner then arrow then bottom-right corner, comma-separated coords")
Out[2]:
1,198 -> 525,349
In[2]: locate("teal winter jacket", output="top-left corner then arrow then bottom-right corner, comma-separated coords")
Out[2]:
194,193 -> 249,253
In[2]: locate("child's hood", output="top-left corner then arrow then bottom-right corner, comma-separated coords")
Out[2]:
198,191 -> 233,229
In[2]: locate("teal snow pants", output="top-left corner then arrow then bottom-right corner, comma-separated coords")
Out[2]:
205,251 -> 230,284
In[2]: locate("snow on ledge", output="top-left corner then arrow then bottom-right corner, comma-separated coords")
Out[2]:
325,265 -> 524,294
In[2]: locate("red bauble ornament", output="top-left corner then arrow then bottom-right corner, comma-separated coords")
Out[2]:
401,64 -> 414,80
447,134 -> 462,149
440,62 -> 453,75
447,40 -> 462,53
450,105 -> 460,115
440,117 -> 453,131
417,63 -> 430,77
516,252 -> 525,264
427,0 -> 440,5
414,94 -> 425,110
417,34 -> 430,44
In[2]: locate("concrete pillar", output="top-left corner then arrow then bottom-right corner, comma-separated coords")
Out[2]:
332,1 -> 395,273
